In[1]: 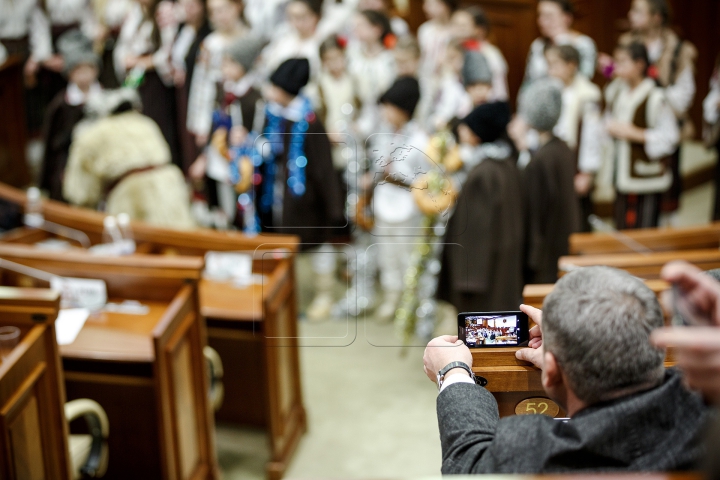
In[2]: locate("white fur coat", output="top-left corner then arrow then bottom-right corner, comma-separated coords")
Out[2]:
63,111 -> 195,229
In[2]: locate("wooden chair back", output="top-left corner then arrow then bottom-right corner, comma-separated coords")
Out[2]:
0,287 -> 71,479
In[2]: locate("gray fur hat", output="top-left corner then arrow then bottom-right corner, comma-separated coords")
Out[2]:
57,29 -> 100,76
462,51 -> 492,87
225,35 -> 266,72
518,78 -> 564,132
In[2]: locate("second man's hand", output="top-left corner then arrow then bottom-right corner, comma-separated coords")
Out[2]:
516,304 -> 544,369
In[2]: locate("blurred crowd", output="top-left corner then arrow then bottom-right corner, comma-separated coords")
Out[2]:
2,0 -> 719,324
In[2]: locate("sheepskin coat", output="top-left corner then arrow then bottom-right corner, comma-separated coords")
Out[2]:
63,111 -> 195,229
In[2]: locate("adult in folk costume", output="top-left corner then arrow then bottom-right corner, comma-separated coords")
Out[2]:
603,42 -> 679,230
511,78 -> 580,285
63,88 -> 196,228
437,101 -> 524,313
257,58 -> 346,319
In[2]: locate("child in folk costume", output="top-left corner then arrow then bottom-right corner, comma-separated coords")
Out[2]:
258,58 -> 346,315
523,0 -> 596,86
450,5 -> 508,102
462,50 -> 494,108
347,9 -> 397,142
259,0 -> 325,91
63,88 -> 195,228
619,0 -> 697,222
602,42 -> 679,230
703,56 -> 720,220
357,0 -> 409,38
187,0 -> 250,147
40,30 -> 102,202
545,44 -> 603,231
190,35 -> 266,228
436,102 -> 524,313
113,0 -> 182,167
316,36 -> 359,212
509,78 -> 580,284
393,35 -> 420,78
417,0 -> 456,83
423,39 -> 472,133
369,76 -> 429,320
170,0 -> 212,173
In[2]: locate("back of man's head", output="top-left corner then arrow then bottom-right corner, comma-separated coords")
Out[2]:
542,266 -> 666,405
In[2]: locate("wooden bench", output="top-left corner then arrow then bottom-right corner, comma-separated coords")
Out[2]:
0,244 -> 217,479
558,249 -> 720,280
569,223 -> 720,255
0,287 -> 72,479
0,182 -> 305,480
523,280 -> 670,309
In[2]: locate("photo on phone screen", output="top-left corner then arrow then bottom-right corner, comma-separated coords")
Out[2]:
458,311 -> 529,348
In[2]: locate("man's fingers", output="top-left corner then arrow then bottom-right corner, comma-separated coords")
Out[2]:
651,326 -> 720,349
515,348 -> 542,368
520,304 -> 543,326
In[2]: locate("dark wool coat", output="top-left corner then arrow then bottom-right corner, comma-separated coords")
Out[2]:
437,369 -> 708,474
523,137 -> 581,284
257,115 -> 345,249
437,156 -> 525,313
40,90 -> 85,201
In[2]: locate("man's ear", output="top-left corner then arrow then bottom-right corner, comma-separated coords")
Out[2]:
541,351 -> 562,390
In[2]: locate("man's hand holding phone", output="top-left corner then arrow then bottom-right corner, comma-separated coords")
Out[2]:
423,335 -> 473,384
515,304 -> 544,369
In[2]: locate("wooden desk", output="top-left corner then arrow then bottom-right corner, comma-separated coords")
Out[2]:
0,287 -> 71,479
570,223 -> 720,255
558,249 -> 720,280
0,244 -> 217,479
0,184 -> 306,480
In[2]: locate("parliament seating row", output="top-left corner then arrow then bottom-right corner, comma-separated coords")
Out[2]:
0,287 -> 110,479
0,182 -> 304,480
0,245 -> 216,479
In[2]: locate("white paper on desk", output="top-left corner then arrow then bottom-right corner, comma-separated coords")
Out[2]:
204,252 -> 253,286
55,308 -> 89,345
50,277 -> 107,310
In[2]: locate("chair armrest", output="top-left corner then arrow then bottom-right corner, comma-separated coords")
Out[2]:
65,399 -> 109,478
204,346 -> 224,411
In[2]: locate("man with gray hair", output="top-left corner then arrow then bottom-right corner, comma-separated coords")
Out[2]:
423,266 -> 708,473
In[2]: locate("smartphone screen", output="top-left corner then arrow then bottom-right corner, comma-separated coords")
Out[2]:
458,311 -> 530,348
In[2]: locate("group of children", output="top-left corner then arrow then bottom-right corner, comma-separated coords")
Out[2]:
5,0 -> 717,324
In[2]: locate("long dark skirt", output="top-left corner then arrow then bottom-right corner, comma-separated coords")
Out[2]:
614,192 -> 662,230
138,70 -> 181,169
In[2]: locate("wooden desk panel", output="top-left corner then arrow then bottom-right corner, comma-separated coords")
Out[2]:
570,223 -> 720,255
558,249 -> 720,280
0,288 -> 72,479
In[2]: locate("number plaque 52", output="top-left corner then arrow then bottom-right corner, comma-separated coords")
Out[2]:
515,397 -> 560,417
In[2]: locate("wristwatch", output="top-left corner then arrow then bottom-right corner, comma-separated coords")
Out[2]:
436,361 -> 488,391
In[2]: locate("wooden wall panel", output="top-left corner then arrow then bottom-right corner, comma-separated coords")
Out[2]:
405,0 -> 720,131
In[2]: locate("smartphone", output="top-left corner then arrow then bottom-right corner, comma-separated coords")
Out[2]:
458,311 -> 530,348
671,284 -> 709,326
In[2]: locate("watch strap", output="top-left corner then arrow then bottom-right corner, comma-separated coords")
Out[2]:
437,361 -> 474,391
